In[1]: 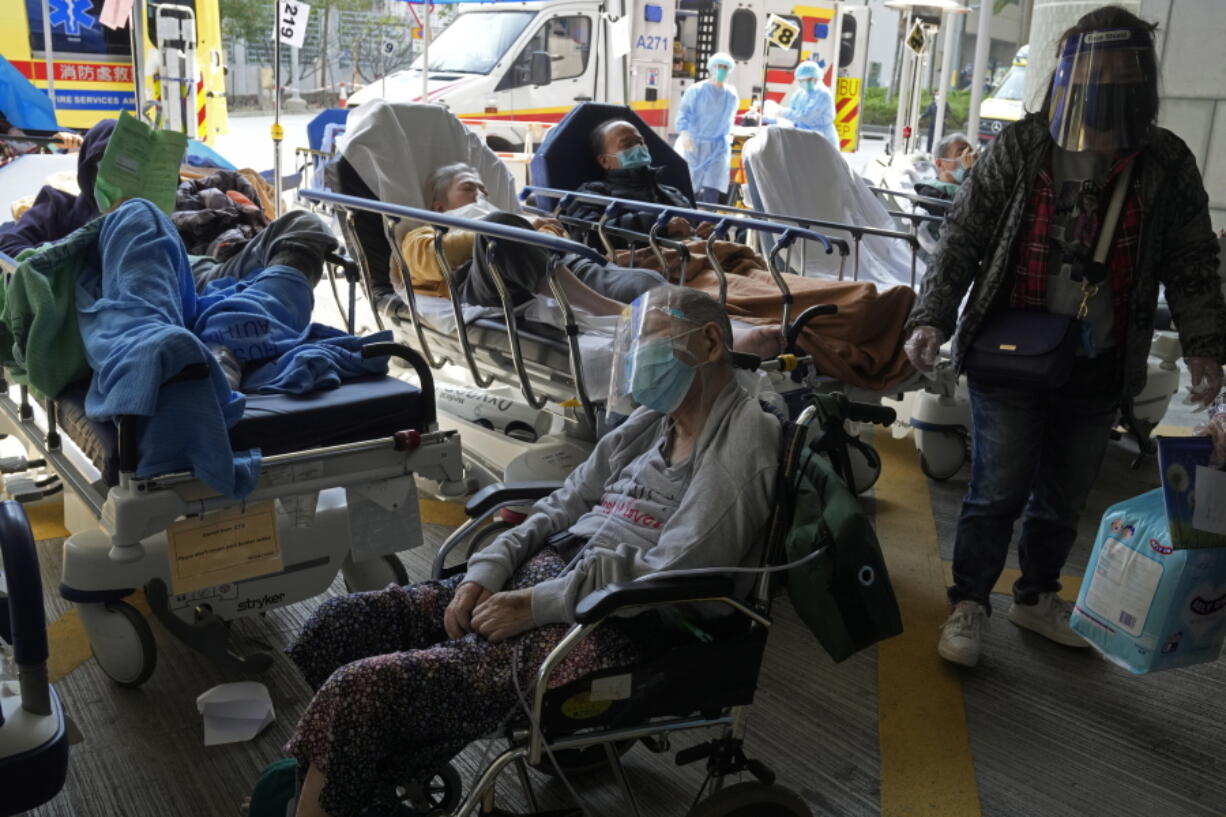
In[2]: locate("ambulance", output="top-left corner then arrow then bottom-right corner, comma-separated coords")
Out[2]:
2,0 -> 228,142
346,0 -> 871,152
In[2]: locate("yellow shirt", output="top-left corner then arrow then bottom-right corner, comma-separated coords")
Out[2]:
396,219 -> 567,300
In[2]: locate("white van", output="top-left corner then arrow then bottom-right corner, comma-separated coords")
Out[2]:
347,0 -> 871,152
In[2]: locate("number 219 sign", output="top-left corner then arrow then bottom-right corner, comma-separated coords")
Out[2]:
275,0 -> 311,49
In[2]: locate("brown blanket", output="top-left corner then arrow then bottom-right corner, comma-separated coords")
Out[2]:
613,240 -> 917,391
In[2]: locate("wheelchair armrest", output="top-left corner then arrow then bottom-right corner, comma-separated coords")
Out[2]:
464,481 -> 564,517
574,575 -> 736,624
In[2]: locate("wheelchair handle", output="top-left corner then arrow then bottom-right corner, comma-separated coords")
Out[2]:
785,303 -> 837,354
840,395 -> 897,427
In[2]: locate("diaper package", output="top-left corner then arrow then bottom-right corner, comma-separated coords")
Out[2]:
1071,488 -> 1226,674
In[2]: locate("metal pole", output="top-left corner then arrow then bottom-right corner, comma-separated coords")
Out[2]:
932,9 -> 957,151
40,0 -> 57,117
906,32 -> 924,154
892,11 -> 913,155
966,0 -> 993,141
421,0 -> 431,102
273,0 -> 284,218
129,0 -> 147,118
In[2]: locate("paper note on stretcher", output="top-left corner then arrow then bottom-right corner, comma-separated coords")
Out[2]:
167,502 -> 283,594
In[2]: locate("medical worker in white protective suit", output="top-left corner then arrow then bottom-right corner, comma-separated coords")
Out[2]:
676,52 -> 739,204
776,60 -> 838,146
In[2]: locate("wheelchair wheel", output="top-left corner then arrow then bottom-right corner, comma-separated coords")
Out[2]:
343,554 -> 410,592
685,782 -> 812,817
532,740 -> 635,778
848,442 -> 882,495
82,600 -> 157,688
374,762 -> 462,816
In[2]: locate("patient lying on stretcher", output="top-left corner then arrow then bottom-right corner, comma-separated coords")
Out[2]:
396,162 -> 787,359
558,119 -> 919,392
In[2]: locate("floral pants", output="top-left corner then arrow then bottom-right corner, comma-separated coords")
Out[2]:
285,548 -> 642,817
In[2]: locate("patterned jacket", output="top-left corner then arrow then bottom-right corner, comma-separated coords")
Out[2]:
906,113 -> 1225,399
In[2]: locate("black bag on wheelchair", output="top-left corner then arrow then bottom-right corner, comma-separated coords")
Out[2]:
783,397 -> 903,662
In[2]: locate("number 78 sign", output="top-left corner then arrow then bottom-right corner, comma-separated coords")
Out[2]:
767,14 -> 800,49
274,0 -> 311,49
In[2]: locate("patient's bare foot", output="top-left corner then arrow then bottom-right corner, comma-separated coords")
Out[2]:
733,325 -> 786,359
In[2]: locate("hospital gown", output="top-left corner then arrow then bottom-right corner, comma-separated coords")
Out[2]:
779,83 -> 838,147
676,80 -> 739,194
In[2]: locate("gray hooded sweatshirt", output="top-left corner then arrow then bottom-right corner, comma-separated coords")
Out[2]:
463,379 -> 782,626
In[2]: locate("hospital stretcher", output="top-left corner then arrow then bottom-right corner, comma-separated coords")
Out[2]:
0,250 -> 464,687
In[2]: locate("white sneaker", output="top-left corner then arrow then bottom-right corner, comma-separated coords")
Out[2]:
938,601 -> 988,667
1007,592 -> 1090,648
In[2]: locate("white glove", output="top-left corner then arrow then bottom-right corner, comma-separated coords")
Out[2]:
676,132 -> 694,154
904,326 -> 945,374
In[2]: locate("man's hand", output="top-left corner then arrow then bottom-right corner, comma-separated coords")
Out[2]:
443,581 -> 492,640
666,216 -> 693,239
53,131 -> 83,151
532,217 -> 565,235
471,588 -> 535,643
695,221 -> 715,239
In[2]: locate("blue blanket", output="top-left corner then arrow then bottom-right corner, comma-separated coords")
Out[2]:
75,199 -> 389,498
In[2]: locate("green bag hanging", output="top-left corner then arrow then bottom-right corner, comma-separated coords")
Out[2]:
93,110 -> 187,215
782,399 -> 903,662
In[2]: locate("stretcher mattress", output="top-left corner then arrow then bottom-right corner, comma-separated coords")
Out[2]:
56,375 -> 425,486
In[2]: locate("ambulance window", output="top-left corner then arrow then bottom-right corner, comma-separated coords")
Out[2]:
766,14 -> 801,70
502,15 -> 592,89
839,14 -> 858,68
728,10 -> 757,62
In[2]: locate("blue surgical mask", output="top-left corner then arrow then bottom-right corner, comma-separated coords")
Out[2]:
615,143 -> 652,170
951,165 -> 966,184
712,66 -> 730,82
627,337 -> 695,414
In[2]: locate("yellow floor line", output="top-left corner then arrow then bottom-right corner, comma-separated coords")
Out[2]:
874,433 -> 982,817
419,496 -> 470,527
25,499 -> 69,540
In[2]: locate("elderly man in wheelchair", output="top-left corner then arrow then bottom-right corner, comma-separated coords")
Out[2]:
283,285 -> 783,817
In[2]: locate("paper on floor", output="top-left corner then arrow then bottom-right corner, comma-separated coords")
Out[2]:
196,681 -> 275,746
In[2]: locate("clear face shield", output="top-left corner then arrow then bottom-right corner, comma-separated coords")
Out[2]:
1046,28 -> 1158,152
608,289 -> 710,417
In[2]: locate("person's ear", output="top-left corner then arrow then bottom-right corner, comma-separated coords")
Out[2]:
597,153 -> 616,170
702,323 -> 723,364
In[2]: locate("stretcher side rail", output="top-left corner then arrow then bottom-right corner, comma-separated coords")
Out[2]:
867,185 -> 954,211
697,200 -> 920,287
523,186 -> 835,328
299,188 -> 607,428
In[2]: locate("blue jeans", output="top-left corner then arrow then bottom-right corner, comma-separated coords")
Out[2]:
949,356 -> 1121,612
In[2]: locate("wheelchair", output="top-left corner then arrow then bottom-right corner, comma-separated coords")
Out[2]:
368,393 -> 898,817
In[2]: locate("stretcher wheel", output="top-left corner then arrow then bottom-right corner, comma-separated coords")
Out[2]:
342,554 -> 410,592
82,599 -> 157,688
685,782 -> 812,817
374,761 -> 462,815
917,430 -> 967,481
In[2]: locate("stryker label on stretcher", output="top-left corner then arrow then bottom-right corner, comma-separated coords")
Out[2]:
1071,489 -> 1226,674
167,502 -> 284,594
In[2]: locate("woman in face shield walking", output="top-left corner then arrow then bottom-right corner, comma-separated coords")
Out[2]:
902,6 -> 1226,668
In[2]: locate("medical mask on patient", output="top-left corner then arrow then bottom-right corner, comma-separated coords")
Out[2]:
445,195 -> 500,220
950,165 -> 966,184
615,144 -> 652,170
627,335 -> 697,414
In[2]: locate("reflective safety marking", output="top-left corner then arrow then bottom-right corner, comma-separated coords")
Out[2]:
873,433 -> 982,816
